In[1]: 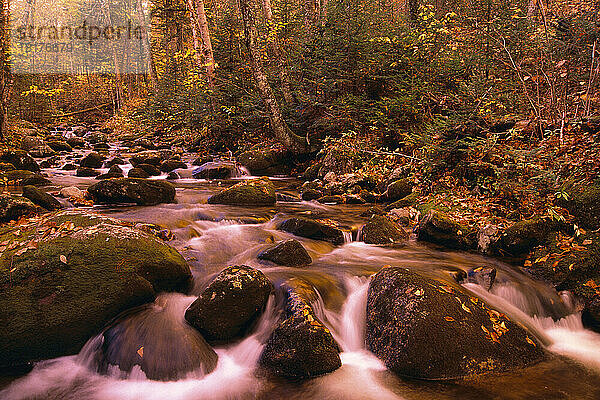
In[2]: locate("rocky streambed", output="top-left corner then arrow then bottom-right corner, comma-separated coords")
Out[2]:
1,128 -> 600,399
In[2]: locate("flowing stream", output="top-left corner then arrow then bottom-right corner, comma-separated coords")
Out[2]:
2,142 -> 600,399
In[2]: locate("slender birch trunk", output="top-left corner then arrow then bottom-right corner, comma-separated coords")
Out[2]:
238,0 -> 307,154
260,0 -> 294,104
188,0 -> 216,88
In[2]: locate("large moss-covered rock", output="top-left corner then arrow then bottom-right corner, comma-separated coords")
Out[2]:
500,217 -> 561,256
185,266 -> 273,343
386,179 -> 413,202
95,296 -> 218,381
258,239 -> 312,267
80,152 -> 105,168
87,178 -> 176,205
47,141 -> 73,152
1,170 -> 51,186
0,150 -> 40,172
416,210 -> 475,250
207,177 -> 276,206
22,185 -> 62,211
259,281 -> 341,378
277,217 -> 346,245
20,136 -> 45,151
193,161 -> 238,179
238,148 -> 289,176
360,215 -> 408,245
0,210 -> 192,368
558,183 -> 600,230
366,267 -> 545,380
130,151 -> 164,167
0,194 -> 41,222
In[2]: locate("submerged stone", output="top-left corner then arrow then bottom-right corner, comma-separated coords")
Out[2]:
87,178 -> 176,205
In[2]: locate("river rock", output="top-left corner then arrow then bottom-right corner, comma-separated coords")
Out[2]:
301,188 -> 323,201
137,163 -> 161,176
386,179 -> 413,202
96,297 -> 218,381
22,185 -> 62,211
0,150 -> 40,172
0,210 -> 192,368
277,217 -> 346,245
87,178 -> 176,206
62,163 -> 77,170
193,161 -> 238,179
28,145 -> 56,158
20,136 -> 45,151
0,162 -> 15,171
1,170 -> 51,186
259,282 -> 341,378
360,215 -> 407,245
466,266 -> 497,291
80,152 -> 105,168
47,141 -> 72,152
366,267 -> 545,379
207,177 -> 276,206
66,137 -> 86,149
160,159 -> 187,172
76,167 -> 100,177
128,167 -> 150,178
0,194 -> 41,222
258,239 -> 312,267
558,183 -> 600,229
500,217 -> 562,256
130,151 -> 163,167
106,157 -> 125,167
185,265 -> 273,343
238,148 -> 289,176
416,210 -> 475,250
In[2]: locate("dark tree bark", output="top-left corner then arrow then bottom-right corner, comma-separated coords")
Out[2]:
238,0 -> 308,154
0,0 -> 9,139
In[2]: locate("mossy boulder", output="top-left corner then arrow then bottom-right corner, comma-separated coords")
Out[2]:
277,217 -> 346,245
238,148 -> 289,176
258,239 -> 312,267
192,161 -> 238,179
20,136 -> 45,151
386,191 -> 420,210
47,141 -> 73,152
500,217 -> 562,256
66,137 -> 86,149
386,179 -> 413,202
528,232 -> 600,332
0,194 -> 42,222
0,150 -> 40,172
22,185 -> 62,211
87,178 -> 176,206
128,168 -> 150,178
185,265 -> 273,343
95,297 -> 218,381
416,210 -> 475,250
1,170 -> 51,186
137,163 -> 161,176
159,159 -> 187,173
259,281 -> 341,378
130,151 -> 163,167
366,267 -> 545,380
207,177 -> 276,206
0,210 -> 192,368
79,152 -> 105,168
558,183 -> 600,230
360,215 -> 408,245
76,167 -> 100,177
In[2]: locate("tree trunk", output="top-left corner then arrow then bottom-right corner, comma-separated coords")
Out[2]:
238,0 -> 308,154
260,0 -> 294,104
188,0 -> 216,88
136,0 -> 158,90
0,0 -> 9,140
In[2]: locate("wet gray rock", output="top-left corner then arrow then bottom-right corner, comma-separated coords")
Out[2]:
360,215 -> 408,245
207,177 -> 276,206
80,152 -> 105,168
22,185 -> 62,211
366,267 -> 545,380
466,267 -> 497,291
192,161 -> 238,179
185,266 -> 273,343
259,281 -> 341,378
278,217 -> 346,245
258,239 -> 312,267
88,178 -> 176,206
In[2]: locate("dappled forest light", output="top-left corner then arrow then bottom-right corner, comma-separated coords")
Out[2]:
0,0 -> 600,399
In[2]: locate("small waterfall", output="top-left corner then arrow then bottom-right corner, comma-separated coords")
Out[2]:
343,231 -> 353,244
